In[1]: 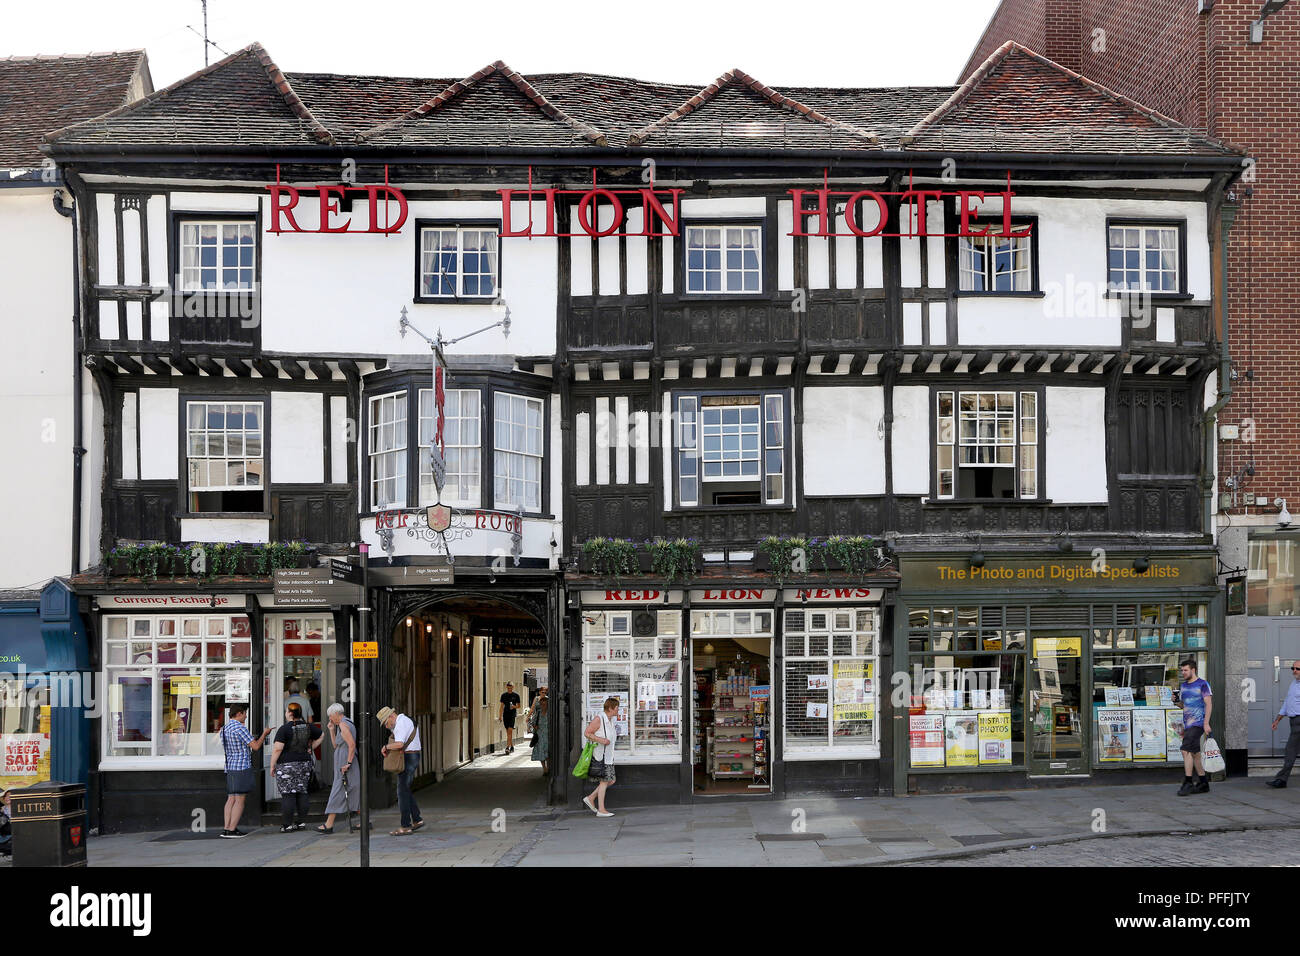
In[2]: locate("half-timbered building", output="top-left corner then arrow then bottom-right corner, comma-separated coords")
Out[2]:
46,40 -> 1243,827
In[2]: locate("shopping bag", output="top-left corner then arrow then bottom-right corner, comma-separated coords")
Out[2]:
572,740 -> 596,778
1202,736 -> 1225,774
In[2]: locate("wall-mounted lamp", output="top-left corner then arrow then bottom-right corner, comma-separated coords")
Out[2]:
425,623 -> 433,633
1133,555 -> 1151,574
405,617 -> 413,627
970,550 -> 986,569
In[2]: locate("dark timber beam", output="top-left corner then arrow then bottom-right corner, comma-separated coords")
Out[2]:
1024,350 -> 1050,374
997,350 -> 1021,373
226,357 -> 252,377
308,360 -> 332,381
194,354 -> 223,377
939,350 -> 962,374
1133,353 -> 1163,375
253,358 -> 279,378
140,353 -> 170,376
110,353 -> 142,376
1051,351 -> 1076,374
281,359 -> 306,380
914,350 -> 935,373
1079,351 -> 1104,374
171,353 -> 199,375
968,350 -> 993,375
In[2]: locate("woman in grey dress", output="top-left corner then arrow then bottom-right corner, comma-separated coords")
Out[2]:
528,687 -> 550,774
317,703 -> 359,833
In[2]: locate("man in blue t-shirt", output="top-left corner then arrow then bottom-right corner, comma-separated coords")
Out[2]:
1177,659 -> 1213,796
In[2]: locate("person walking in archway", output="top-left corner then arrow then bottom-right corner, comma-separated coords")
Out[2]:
499,682 -> 521,754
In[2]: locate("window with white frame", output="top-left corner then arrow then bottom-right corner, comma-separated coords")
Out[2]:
102,614 -> 254,762
582,610 -> 682,759
1108,223 -> 1181,293
676,392 -> 785,507
493,392 -> 543,513
180,221 -> 255,291
936,390 -> 1038,500
958,228 -> 1033,292
369,391 -> 407,510
685,224 -> 761,293
186,401 -> 264,513
783,607 -> 879,755
419,387 -> 481,507
418,225 -> 498,298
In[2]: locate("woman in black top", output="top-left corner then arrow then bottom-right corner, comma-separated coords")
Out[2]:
269,702 -> 322,832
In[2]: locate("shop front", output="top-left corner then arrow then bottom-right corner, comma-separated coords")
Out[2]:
574,581 -> 892,804
895,552 -> 1220,794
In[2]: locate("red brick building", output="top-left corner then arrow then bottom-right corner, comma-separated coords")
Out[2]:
962,0 -> 1299,769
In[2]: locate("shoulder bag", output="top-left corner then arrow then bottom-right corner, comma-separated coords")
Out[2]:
383,722 -> 417,773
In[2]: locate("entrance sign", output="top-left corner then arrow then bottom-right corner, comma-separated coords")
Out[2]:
352,642 -> 378,660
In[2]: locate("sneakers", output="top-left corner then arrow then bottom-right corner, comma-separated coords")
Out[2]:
294,822 -> 307,831
1266,778 -> 1287,788
1177,777 -> 1194,796
219,829 -> 248,839
1191,776 -> 1210,794
279,824 -> 296,833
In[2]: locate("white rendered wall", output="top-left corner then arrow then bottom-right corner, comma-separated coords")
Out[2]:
0,189 -> 74,586
1045,386 -> 1108,503
891,386 -> 932,495
138,388 -> 179,479
802,387 -> 885,496
256,197 -> 556,355
270,391 -> 324,484
956,196 -> 1211,347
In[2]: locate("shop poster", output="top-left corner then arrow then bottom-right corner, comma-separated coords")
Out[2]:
833,660 -> 874,720
1132,708 -> 1167,761
807,674 -> 830,691
944,714 -> 979,767
1097,708 -> 1132,761
1,730 -> 51,791
806,701 -> 828,719
977,711 -> 1012,765
1165,708 -> 1186,761
1146,685 -> 1173,707
225,673 -> 250,704
909,713 -> 945,767
1115,687 -> 1135,707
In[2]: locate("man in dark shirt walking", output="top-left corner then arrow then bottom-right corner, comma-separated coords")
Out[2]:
499,682 -> 521,754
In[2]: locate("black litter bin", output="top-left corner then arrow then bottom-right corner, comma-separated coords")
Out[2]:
10,781 -> 88,867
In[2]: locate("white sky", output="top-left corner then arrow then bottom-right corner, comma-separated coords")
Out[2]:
2,0 -> 999,90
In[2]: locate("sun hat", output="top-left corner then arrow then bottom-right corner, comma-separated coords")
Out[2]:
376,706 -> 395,724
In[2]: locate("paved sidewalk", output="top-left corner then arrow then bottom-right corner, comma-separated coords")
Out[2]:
8,766 -> 1298,867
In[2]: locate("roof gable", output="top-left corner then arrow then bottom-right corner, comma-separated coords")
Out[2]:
45,43 -> 333,151
902,41 -> 1239,156
628,68 -> 878,149
357,61 -> 607,147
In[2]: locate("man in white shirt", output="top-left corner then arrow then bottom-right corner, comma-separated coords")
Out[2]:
378,706 -> 424,834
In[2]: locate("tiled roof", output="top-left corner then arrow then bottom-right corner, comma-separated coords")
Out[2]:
0,50 -> 148,168
44,41 -> 1242,160
627,68 -> 878,149
47,43 -> 333,150
903,42 -> 1238,156
358,61 -> 607,147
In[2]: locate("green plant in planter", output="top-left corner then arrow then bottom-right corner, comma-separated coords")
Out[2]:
207,542 -> 246,576
821,535 -> 882,576
582,537 -> 638,580
758,535 -> 810,585
129,544 -> 163,582
647,537 -> 700,584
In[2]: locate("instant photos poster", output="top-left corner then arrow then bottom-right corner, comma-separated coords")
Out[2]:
1165,708 -> 1186,761
977,711 -> 1012,765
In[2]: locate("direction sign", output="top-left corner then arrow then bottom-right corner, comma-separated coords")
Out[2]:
329,558 -> 362,584
273,568 -> 362,605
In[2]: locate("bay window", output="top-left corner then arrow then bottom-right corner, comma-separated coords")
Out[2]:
419,387 -> 480,507
676,391 -> 787,507
935,389 -> 1039,500
494,391 -> 543,513
369,391 -> 407,510
186,401 -> 264,512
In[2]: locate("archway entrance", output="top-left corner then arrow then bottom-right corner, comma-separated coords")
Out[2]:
385,593 -> 551,810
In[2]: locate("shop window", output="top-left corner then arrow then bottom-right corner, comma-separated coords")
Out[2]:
958,220 -> 1035,292
368,391 -> 408,510
416,224 -> 499,300
935,389 -> 1038,499
1247,538 -> 1300,615
493,391 -> 544,513
675,392 -> 786,507
782,607 -> 879,756
102,614 -> 253,762
186,401 -> 264,513
1107,221 -> 1183,294
684,223 -> 762,294
582,610 -> 682,759
419,387 -> 481,508
1091,649 -> 1207,767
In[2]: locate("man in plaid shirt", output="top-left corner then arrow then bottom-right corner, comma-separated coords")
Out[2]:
221,703 -> 271,838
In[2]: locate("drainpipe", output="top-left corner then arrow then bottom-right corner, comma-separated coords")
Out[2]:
1202,203 -> 1237,538
52,184 -> 83,575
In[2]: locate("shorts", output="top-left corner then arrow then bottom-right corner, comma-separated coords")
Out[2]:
503,713 -> 517,729
1181,725 -> 1204,754
226,768 -> 256,794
